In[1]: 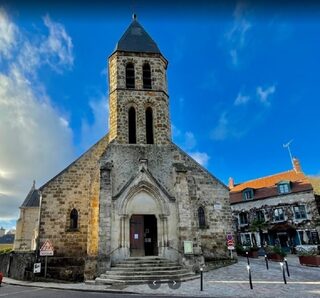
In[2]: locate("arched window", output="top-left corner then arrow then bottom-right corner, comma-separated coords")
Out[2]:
128,107 -> 136,144
70,209 -> 78,230
198,207 -> 206,228
143,63 -> 151,89
126,63 -> 135,89
145,107 -> 154,144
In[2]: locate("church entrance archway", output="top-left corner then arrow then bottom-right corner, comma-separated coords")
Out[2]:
130,214 -> 158,257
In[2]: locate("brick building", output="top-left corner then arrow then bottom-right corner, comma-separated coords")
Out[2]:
14,16 -> 233,281
230,158 -> 320,252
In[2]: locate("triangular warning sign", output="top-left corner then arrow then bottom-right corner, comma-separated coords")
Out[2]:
40,240 -> 54,256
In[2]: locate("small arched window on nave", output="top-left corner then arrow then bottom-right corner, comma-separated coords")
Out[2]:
70,208 -> 78,230
143,63 -> 151,89
126,62 -> 135,89
128,107 -> 137,144
198,207 -> 206,228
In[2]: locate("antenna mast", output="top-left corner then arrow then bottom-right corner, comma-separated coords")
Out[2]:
283,139 -> 294,168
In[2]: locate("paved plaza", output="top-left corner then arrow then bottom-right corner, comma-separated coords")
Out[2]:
126,256 -> 320,297
3,255 -> 320,297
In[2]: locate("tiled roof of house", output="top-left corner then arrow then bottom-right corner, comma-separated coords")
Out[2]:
230,170 -> 313,204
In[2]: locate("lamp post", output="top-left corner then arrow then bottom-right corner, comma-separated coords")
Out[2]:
280,262 -> 287,284
246,251 -> 250,265
264,254 -> 269,270
200,267 -> 203,291
247,265 -> 253,289
284,258 -> 290,277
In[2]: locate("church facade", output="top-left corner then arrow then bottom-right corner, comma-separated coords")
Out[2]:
15,17 -> 233,281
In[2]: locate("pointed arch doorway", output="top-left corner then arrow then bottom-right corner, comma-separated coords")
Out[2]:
130,214 -> 158,257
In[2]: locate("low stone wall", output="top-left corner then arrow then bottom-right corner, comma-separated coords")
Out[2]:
0,252 -> 85,282
0,252 -> 36,280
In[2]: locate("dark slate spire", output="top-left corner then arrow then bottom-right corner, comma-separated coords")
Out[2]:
21,180 -> 40,207
115,15 -> 161,54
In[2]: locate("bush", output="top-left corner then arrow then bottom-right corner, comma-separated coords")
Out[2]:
272,246 -> 287,257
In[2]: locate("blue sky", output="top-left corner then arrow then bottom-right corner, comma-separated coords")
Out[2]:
1,1 -> 320,230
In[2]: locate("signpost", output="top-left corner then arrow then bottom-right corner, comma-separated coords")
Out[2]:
226,233 -> 235,259
40,240 -> 54,278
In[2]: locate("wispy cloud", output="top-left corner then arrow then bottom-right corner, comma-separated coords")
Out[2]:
212,83 -> 276,140
0,9 -> 75,223
257,85 -> 276,106
225,2 -> 252,66
0,8 -> 17,59
234,92 -> 250,106
172,126 -> 210,167
189,152 -> 210,167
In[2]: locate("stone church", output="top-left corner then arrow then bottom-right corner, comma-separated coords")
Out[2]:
14,16 -> 233,281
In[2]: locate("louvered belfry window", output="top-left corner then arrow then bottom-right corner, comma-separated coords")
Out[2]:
126,63 -> 135,89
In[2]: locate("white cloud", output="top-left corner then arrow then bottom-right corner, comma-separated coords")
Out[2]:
0,8 -> 17,59
0,9 -> 75,223
211,112 -> 229,140
80,96 -> 108,151
188,152 -> 210,167
184,131 -> 197,150
41,15 -> 74,72
225,2 -> 252,66
234,92 -> 250,106
256,85 -> 276,105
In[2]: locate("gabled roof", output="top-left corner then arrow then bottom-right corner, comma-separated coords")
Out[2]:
115,18 -> 161,54
230,170 -> 313,204
21,181 -> 40,207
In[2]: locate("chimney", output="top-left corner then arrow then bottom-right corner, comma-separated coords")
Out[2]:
293,157 -> 302,172
228,177 -> 234,189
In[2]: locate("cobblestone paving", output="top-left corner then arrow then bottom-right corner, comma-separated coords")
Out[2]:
125,256 -> 320,297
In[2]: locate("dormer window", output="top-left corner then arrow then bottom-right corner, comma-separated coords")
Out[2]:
277,181 -> 291,194
243,188 -> 254,200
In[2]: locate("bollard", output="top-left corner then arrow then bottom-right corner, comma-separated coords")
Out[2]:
246,251 -> 250,265
200,267 -> 203,291
284,258 -> 290,277
247,265 -> 253,290
280,262 -> 287,284
265,255 -> 269,270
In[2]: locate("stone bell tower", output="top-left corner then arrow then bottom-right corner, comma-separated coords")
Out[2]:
108,15 -> 171,145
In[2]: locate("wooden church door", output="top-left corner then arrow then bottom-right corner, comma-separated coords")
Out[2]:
130,215 -> 144,256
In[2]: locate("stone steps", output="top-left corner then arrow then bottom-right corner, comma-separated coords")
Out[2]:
101,269 -> 190,277
95,274 -> 199,285
111,265 -> 183,271
93,256 -> 198,285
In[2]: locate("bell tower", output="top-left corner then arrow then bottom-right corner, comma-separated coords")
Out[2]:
108,15 -> 171,145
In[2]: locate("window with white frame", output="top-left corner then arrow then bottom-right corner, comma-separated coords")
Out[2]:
243,189 -> 254,200
239,212 -> 248,225
273,208 -> 284,222
278,182 -> 291,194
293,205 -> 307,220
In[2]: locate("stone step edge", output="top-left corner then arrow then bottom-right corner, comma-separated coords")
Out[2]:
101,270 -> 190,276
97,273 -> 196,280
109,266 -> 183,271
94,275 -> 199,285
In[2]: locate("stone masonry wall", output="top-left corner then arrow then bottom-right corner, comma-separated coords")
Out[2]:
99,142 -> 232,264
39,135 -> 109,257
108,52 -> 171,144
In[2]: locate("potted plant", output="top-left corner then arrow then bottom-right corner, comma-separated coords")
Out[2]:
265,245 -> 286,261
296,245 -> 320,267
